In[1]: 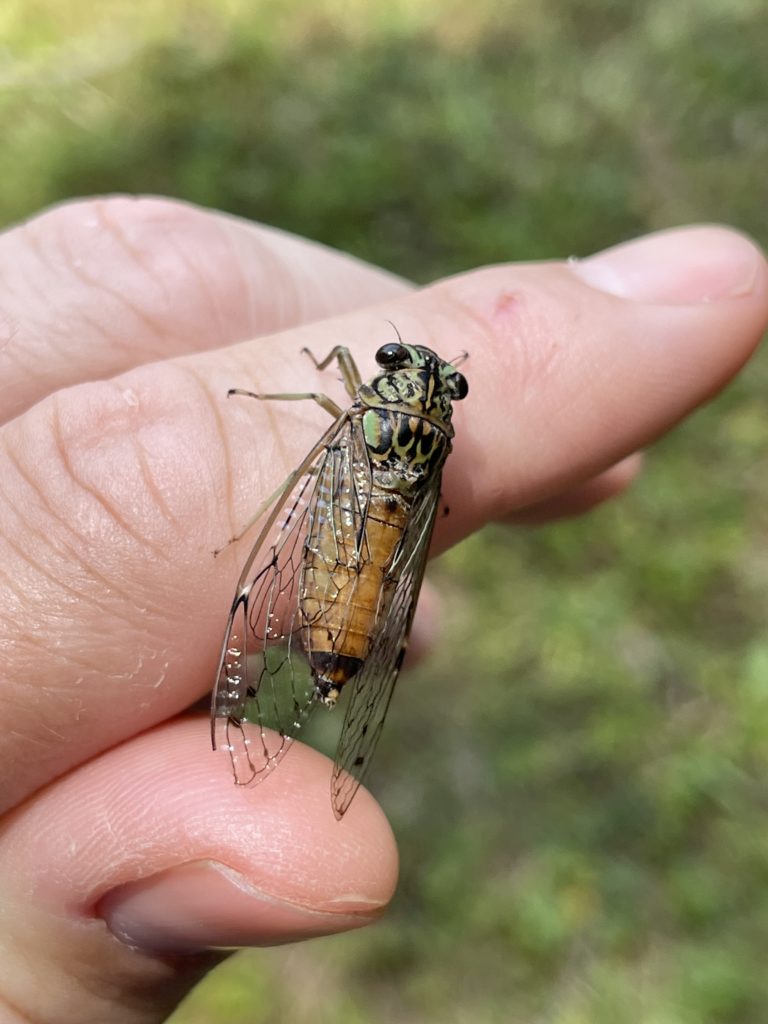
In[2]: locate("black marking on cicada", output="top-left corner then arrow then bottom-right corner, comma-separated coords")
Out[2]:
211,340 -> 468,818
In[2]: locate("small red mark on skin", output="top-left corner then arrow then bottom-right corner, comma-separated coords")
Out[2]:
472,287 -> 522,350
494,290 -> 517,315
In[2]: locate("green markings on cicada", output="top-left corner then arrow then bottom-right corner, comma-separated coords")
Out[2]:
363,408 -> 447,474
363,407 -> 392,454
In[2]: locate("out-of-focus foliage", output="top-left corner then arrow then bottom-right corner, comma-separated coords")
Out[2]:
3,0 -> 768,1021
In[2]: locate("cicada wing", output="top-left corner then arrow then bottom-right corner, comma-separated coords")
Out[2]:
211,413 -> 360,786
331,474 -> 442,818
301,416 -> 374,657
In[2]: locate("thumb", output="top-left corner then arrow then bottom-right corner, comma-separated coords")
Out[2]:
0,719 -> 397,1023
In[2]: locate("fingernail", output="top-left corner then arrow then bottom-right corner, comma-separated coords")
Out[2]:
571,226 -> 763,304
99,861 -> 384,954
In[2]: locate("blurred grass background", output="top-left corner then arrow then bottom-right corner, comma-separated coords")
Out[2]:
3,0 -> 768,1020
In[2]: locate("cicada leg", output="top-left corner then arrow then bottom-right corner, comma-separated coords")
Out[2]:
300,345 -> 363,398
213,461 -> 321,555
213,385 -> 345,555
227,387 -> 345,419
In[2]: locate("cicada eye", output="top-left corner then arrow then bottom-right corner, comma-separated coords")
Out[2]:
376,342 -> 409,368
450,372 -> 469,400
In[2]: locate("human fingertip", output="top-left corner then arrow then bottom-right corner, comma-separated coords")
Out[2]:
571,225 -> 766,305
100,859 -> 387,955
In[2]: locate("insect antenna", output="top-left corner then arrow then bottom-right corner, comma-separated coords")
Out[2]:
448,350 -> 470,368
385,319 -> 405,345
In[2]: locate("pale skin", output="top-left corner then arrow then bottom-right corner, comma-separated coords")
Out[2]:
0,196 -> 766,1024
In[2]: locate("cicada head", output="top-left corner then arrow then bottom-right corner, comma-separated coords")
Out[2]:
366,337 -> 469,431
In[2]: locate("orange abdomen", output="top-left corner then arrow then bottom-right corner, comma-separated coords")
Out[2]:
300,491 -> 409,698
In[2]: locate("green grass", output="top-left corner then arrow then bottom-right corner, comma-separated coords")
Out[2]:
3,1 -> 768,1021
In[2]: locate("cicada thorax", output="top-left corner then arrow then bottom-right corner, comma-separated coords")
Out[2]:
300,397 -> 451,708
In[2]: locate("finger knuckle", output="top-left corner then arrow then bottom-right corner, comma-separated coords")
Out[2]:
10,364 -> 223,570
23,196 -> 251,350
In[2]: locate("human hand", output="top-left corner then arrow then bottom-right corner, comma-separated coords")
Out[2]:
0,198 -> 765,1023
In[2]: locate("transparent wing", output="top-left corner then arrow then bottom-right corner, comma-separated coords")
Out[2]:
331,474 -> 442,818
211,412 -> 368,786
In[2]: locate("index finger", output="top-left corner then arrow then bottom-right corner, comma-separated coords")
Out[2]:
0,195 -> 409,424
0,225 -> 765,811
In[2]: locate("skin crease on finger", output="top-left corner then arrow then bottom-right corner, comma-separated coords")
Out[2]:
0,229 -> 766,821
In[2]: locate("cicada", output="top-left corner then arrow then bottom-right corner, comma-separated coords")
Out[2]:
211,338 -> 468,817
